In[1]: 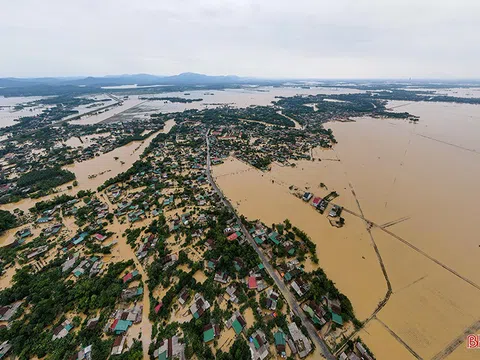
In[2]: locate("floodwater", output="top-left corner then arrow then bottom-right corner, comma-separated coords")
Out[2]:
213,100 -> 480,359
68,97 -> 145,125
73,86 -> 363,125
0,96 -> 49,128
0,119 -> 175,214
61,132 -> 111,148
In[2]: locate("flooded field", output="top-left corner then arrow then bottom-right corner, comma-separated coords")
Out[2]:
75,86 -> 363,125
0,96 -> 49,128
0,119 -> 175,214
213,100 -> 480,359
68,97 -> 144,125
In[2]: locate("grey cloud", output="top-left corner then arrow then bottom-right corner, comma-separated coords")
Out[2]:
0,0 -> 479,78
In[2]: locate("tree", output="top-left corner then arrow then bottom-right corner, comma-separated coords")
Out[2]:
0,210 -> 16,233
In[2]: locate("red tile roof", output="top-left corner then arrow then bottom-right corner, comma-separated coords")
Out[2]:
227,233 -> 238,241
248,276 -> 257,289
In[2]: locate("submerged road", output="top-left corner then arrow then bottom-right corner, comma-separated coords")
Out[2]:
205,130 -> 335,360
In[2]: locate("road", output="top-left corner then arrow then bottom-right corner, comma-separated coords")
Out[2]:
205,130 -> 335,360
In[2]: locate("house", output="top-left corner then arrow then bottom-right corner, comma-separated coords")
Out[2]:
112,305 -> 143,324
189,294 -> 210,319
44,223 -> 63,237
355,342 -> 374,360
0,301 -> 22,322
128,209 -> 145,223
326,298 -> 342,315
265,289 -> 280,311
248,276 -> 257,290
71,232 -> 88,246
72,260 -> 91,277
203,323 -> 220,343
318,199 -> 328,213
121,287 -> 143,300
328,205 -> 342,218
233,257 -> 245,272
154,302 -> 163,314
94,233 -> 107,241
288,322 -> 312,358
111,335 -> 126,355
90,260 -> 103,277
312,197 -> 322,207
302,301 -> 327,327
214,271 -> 230,284
153,335 -> 185,360
248,329 -> 269,360
340,352 -> 361,360
86,317 -> 99,330
122,269 -> 139,283
177,288 -> 190,306
110,319 -> 132,334
52,320 -> 74,340
225,285 -> 239,303
205,238 -> 215,250
161,254 -> 178,270
26,245 -> 49,260
248,272 -> 267,291
0,341 -> 11,359
302,192 -> 313,202
37,216 -> 53,224
268,231 -> 280,245
291,278 -> 310,298
71,345 -> 92,360
274,331 -> 286,357
330,311 -> 343,326
227,232 -> 238,241
226,311 -> 247,335
15,228 -> 32,239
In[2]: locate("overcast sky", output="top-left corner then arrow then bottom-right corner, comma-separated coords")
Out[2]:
1,0 -> 479,79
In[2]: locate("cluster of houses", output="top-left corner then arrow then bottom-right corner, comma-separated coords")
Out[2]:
208,118 -> 334,171
303,191 -> 342,218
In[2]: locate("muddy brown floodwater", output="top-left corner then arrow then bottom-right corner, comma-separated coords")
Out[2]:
213,101 -> 480,360
0,119 -> 176,215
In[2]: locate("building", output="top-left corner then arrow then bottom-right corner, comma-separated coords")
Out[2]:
153,335 -> 185,360
355,341 -> 374,360
226,311 -> 247,335
288,322 -> 312,358
0,301 -> 22,322
274,330 -> 286,357
214,271 -> 230,284
0,341 -> 11,359
111,335 -> 126,355
248,329 -> 269,360
71,345 -> 92,360
302,301 -> 327,327
291,278 -> 310,298
189,293 -> 210,319
265,289 -> 279,310
203,323 -> 220,343
312,197 -> 322,207
52,320 -> 74,340
302,192 -> 313,201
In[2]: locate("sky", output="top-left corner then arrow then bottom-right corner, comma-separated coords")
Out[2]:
1,0 -> 479,79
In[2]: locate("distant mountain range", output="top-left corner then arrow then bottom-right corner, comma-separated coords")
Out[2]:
0,73 -> 247,88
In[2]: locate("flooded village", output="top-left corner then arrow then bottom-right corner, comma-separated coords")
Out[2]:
0,84 -> 478,360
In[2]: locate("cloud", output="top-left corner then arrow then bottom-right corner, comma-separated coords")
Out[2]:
1,0 -> 479,78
